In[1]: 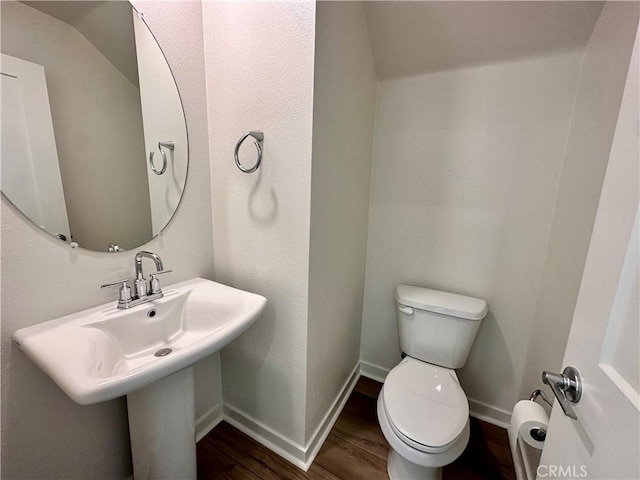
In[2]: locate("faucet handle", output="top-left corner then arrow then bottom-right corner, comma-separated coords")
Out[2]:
101,279 -> 133,307
150,270 -> 173,276
101,279 -> 130,290
149,270 -> 172,295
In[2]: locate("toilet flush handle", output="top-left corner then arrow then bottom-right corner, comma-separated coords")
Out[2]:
398,305 -> 414,315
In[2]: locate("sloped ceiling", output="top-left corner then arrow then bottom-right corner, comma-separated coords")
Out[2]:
364,1 -> 604,80
21,1 -> 139,87
22,1 -> 605,84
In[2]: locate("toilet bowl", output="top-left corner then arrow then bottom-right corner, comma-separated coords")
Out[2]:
377,285 -> 487,480
377,357 -> 471,480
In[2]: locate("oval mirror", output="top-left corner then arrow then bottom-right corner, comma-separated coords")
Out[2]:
1,1 -> 188,252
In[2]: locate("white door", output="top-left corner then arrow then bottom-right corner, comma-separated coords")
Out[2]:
538,21 -> 639,480
1,54 -> 70,241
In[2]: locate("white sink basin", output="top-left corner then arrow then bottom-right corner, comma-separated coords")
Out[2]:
13,277 -> 266,405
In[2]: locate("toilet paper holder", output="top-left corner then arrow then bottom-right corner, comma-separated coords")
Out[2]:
526,391 -> 550,443
529,389 -> 553,408
509,399 -> 548,480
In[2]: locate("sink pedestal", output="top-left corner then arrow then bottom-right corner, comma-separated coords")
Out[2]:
127,367 -> 196,479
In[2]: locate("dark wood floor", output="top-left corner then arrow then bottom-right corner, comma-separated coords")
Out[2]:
197,377 -> 516,480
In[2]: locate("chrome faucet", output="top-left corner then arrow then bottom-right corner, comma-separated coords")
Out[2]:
134,251 -> 164,298
101,251 -> 172,309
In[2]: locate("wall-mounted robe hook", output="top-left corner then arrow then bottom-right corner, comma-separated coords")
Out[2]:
149,141 -> 174,175
234,131 -> 264,173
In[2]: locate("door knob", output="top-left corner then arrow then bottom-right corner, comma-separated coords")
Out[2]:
542,366 -> 582,420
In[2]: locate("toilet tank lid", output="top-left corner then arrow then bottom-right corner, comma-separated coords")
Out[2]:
395,285 -> 488,320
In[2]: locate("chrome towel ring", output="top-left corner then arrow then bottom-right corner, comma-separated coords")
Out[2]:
149,141 -> 174,175
234,131 -> 264,173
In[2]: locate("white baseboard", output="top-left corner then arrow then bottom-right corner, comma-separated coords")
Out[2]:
468,397 -> 512,429
195,403 -> 224,442
303,363 -> 361,469
223,403 -> 308,469
359,359 -> 390,383
359,359 -> 512,429
222,362 -> 361,471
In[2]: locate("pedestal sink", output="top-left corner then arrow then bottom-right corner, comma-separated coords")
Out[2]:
13,277 -> 266,479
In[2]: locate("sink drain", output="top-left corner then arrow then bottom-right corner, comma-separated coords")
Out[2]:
155,348 -> 172,357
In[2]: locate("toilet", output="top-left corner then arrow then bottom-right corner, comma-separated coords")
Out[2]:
377,285 -> 488,480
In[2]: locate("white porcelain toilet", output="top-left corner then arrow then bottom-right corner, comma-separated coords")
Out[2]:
377,285 -> 488,480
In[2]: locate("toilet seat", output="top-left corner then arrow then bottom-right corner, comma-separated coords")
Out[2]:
382,357 -> 469,453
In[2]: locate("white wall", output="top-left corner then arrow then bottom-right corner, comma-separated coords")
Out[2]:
306,1 -> 377,443
204,1 -> 316,447
518,1 -> 640,403
1,2 -> 218,478
1,2 -> 152,251
360,50 -> 584,415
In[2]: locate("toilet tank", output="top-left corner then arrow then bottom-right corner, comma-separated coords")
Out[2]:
395,285 -> 488,369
